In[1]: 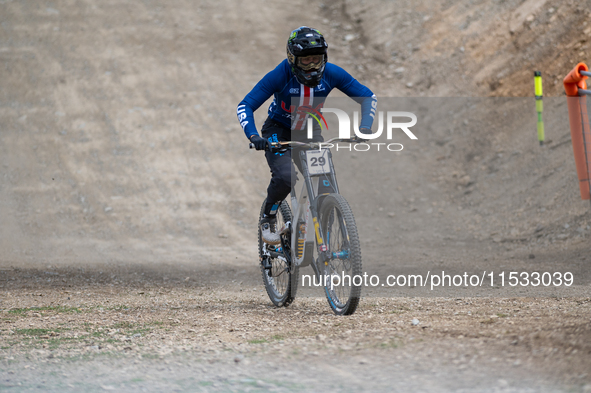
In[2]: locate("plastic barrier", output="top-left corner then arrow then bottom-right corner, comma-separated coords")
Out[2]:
563,62 -> 591,200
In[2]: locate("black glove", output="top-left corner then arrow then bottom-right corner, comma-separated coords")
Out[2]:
351,128 -> 372,142
250,135 -> 270,151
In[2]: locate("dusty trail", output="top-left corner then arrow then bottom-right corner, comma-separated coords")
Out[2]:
1,0 -> 590,391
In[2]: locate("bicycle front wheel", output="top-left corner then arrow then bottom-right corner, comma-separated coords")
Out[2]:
258,199 -> 298,307
318,194 -> 362,315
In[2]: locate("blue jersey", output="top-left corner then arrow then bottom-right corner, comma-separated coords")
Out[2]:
237,59 -> 376,139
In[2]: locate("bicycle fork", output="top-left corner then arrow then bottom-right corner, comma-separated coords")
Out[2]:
298,151 -> 330,270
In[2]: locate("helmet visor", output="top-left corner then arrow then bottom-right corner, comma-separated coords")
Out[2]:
297,55 -> 324,71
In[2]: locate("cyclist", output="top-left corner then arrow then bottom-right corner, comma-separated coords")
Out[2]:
237,26 -> 376,245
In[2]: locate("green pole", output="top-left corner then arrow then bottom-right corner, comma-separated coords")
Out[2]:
534,71 -> 544,146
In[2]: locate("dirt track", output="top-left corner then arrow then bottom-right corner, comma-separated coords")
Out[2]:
1,0 -> 591,391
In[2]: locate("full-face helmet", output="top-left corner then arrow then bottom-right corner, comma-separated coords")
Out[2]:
286,26 -> 328,87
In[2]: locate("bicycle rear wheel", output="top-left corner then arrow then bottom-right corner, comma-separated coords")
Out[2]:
318,194 -> 362,315
258,200 -> 298,307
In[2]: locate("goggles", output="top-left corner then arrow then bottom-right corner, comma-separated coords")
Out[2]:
297,55 -> 324,71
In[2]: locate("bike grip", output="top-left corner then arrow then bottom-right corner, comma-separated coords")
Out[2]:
249,143 -> 255,149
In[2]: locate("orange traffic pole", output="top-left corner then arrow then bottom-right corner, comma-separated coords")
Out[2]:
564,62 -> 591,200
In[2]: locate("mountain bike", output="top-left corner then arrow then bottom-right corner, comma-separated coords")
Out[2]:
250,137 -> 363,315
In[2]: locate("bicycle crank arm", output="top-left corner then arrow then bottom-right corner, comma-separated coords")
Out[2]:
267,251 -> 287,261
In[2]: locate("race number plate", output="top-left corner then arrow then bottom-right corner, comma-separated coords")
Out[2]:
306,149 -> 330,175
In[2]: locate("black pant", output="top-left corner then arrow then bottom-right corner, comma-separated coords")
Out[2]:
261,117 -> 324,216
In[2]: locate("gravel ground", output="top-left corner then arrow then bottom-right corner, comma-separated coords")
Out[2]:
1,275 -> 591,392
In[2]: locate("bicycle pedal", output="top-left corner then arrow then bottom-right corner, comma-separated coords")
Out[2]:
261,257 -> 272,270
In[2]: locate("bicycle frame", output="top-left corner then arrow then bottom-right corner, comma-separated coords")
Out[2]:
290,147 -> 340,271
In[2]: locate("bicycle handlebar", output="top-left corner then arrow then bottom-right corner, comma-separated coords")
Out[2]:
249,137 -> 363,151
